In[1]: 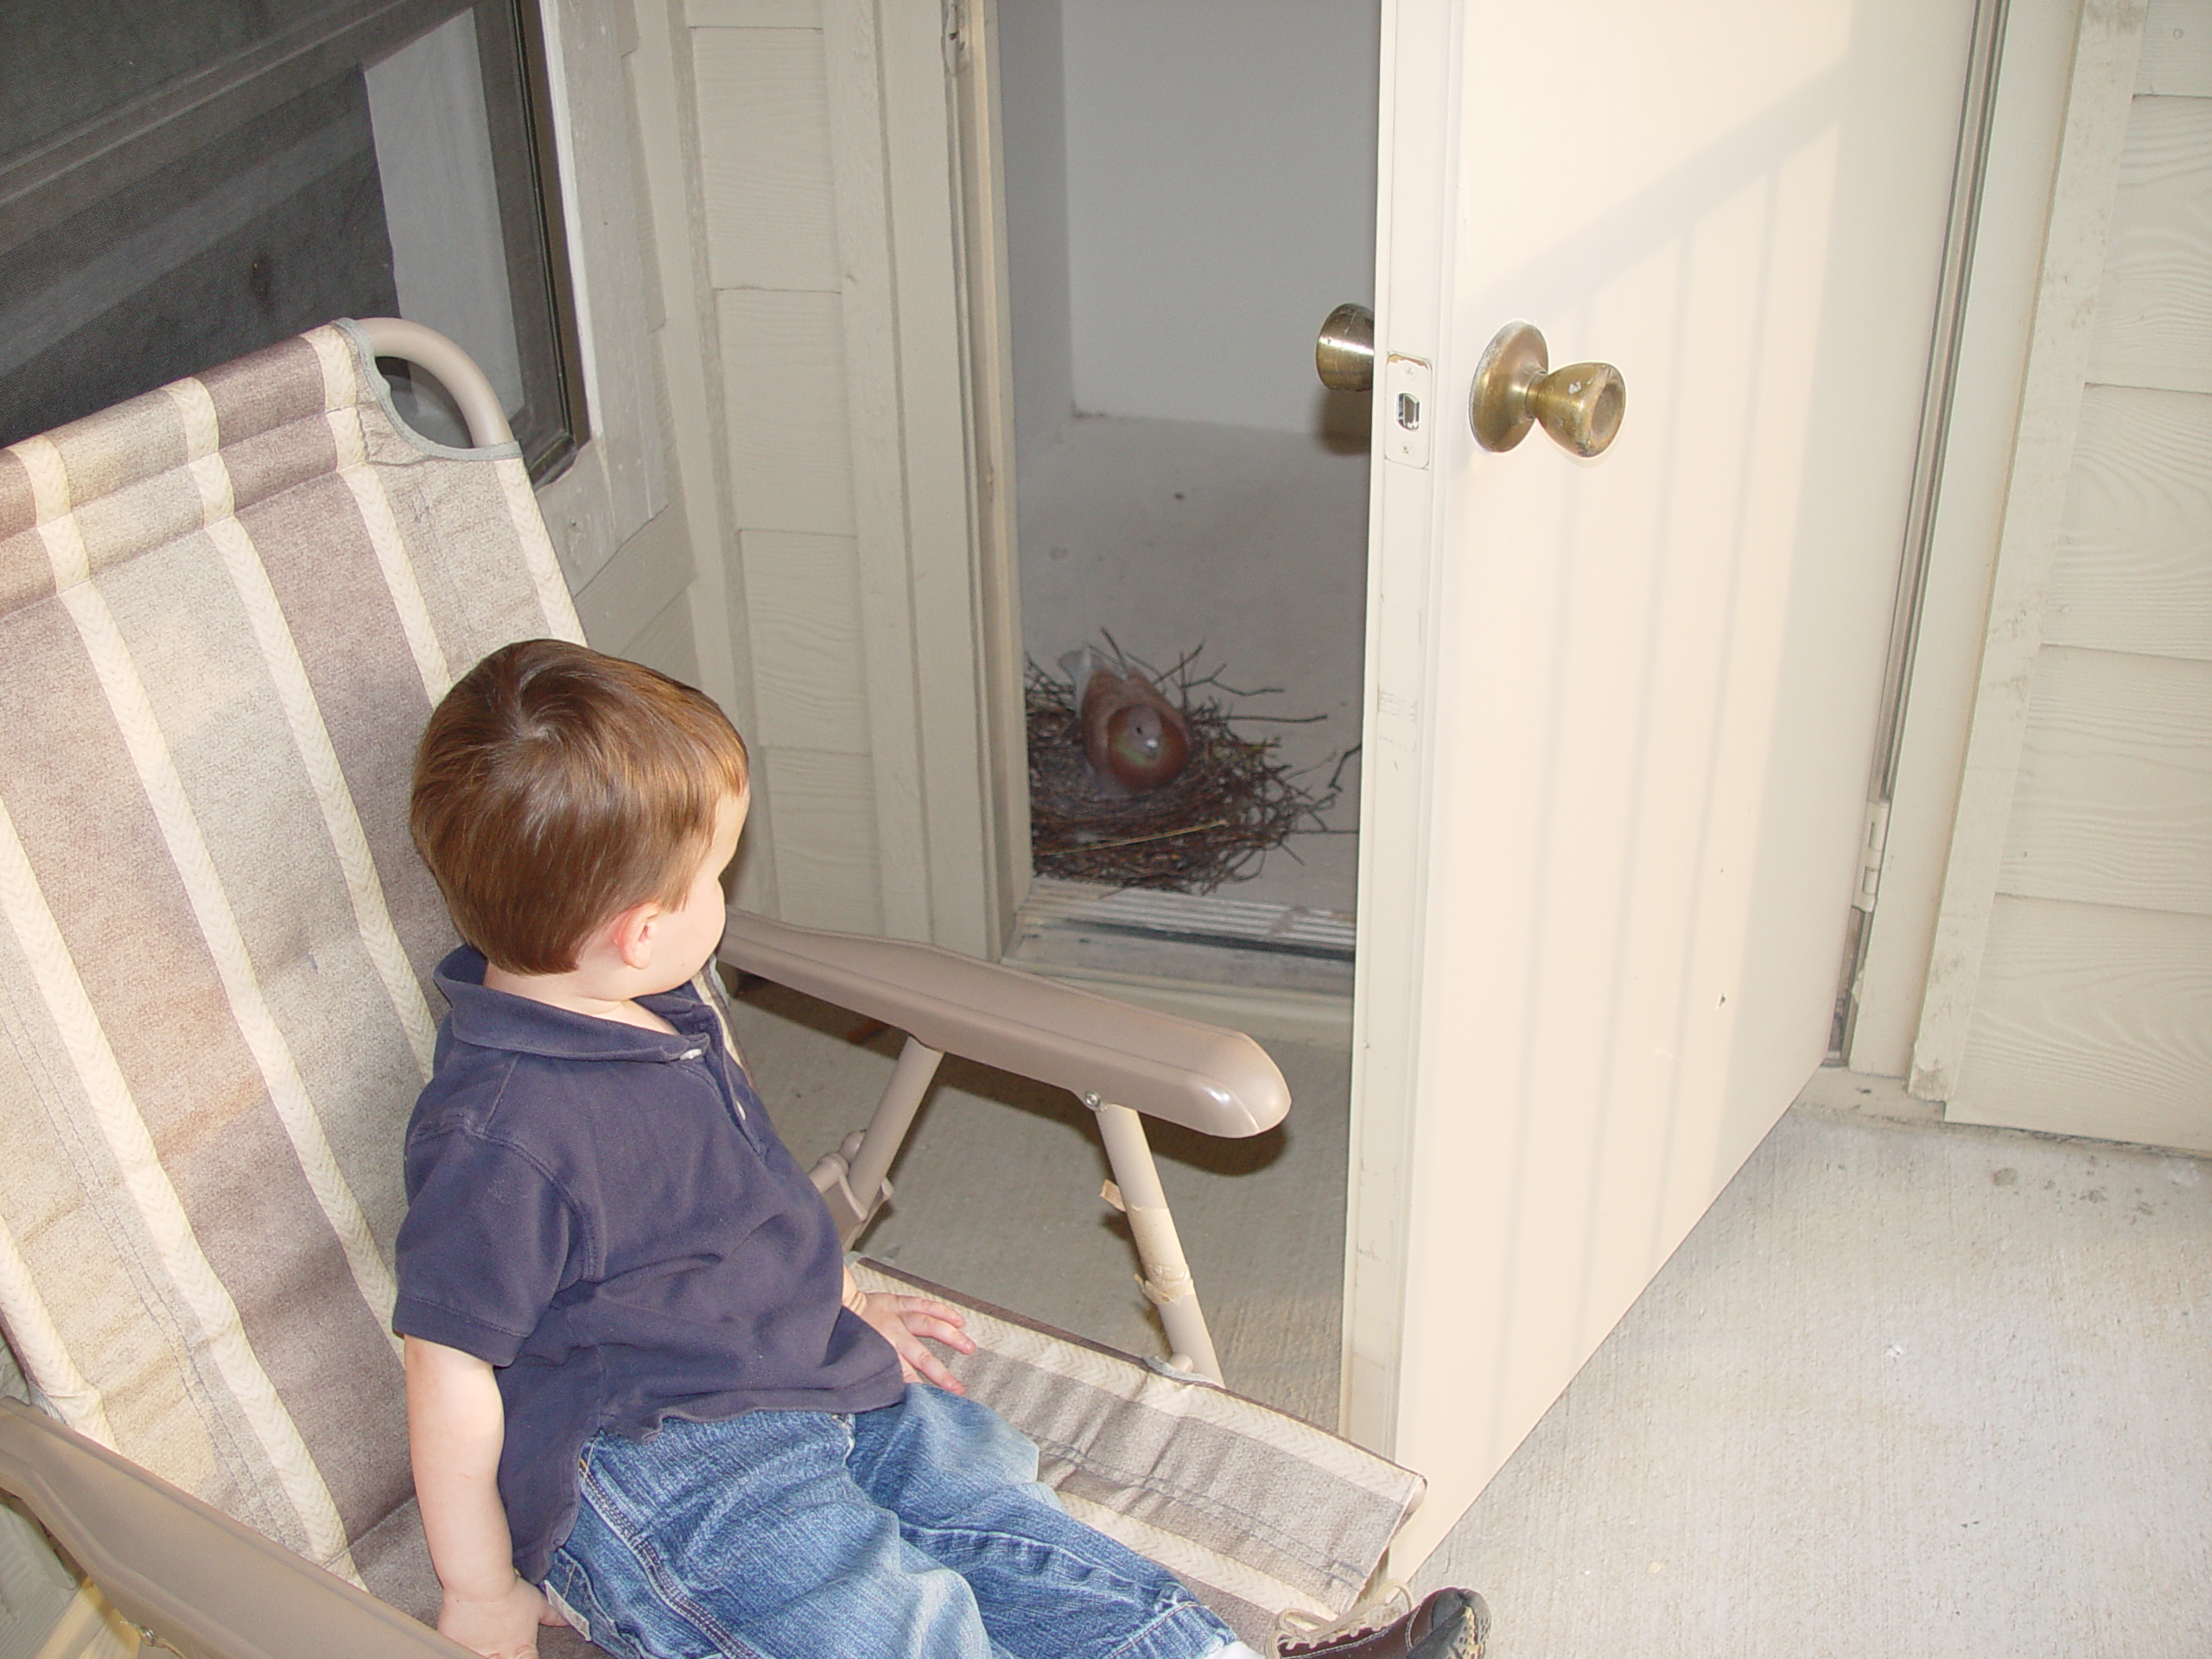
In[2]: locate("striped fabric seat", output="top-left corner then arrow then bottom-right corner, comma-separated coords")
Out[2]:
0,321 -> 576,1598
0,322 -> 1418,1652
851,1264 -> 1421,1648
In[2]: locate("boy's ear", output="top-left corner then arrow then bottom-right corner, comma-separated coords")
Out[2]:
605,900 -> 661,971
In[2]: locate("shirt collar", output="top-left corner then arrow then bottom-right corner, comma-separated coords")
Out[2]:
434,945 -> 720,1062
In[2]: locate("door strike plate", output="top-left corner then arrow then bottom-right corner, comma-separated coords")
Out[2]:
1383,353 -> 1434,470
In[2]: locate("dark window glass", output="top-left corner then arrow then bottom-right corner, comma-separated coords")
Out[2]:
0,0 -> 584,479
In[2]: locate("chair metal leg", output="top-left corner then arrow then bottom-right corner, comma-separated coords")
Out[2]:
1088,1096 -> 1224,1385
810,1037 -> 944,1244
32,1585 -> 135,1659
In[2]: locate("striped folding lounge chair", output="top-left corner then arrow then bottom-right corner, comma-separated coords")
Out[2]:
0,321 -> 1421,1657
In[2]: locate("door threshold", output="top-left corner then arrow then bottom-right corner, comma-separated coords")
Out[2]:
1005,879 -> 1354,1045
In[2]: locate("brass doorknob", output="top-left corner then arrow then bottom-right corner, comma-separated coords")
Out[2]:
1469,321 -> 1624,457
1316,302 -> 1375,391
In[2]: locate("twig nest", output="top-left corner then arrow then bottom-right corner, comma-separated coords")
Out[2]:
1027,648 -> 1345,893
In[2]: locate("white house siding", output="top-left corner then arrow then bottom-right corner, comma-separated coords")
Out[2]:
689,7 -> 889,937
518,0 -> 1021,952
1940,3 -> 2212,1152
632,0 -> 1002,952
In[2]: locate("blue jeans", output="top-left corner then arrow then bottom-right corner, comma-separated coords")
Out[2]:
543,1385 -> 1236,1659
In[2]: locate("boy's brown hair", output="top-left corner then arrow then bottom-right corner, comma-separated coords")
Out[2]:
410,639 -> 749,975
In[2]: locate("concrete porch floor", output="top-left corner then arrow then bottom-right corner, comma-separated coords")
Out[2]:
1411,1101 -> 2209,1657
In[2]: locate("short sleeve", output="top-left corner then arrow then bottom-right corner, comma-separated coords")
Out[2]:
392,1128 -> 579,1366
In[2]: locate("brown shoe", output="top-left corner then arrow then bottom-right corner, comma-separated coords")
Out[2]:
1275,1586 -> 1490,1659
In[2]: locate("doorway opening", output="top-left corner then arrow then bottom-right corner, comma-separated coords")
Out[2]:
988,0 -> 1381,999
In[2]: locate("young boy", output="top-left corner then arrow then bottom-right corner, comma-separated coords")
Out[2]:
394,639 -> 1483,1659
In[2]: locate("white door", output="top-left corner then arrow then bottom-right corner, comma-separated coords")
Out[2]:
1346,0 -> 1977,1564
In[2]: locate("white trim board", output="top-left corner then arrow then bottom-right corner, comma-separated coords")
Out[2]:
1847,0 -> 2094,1077
1912,0 -> 2154,1099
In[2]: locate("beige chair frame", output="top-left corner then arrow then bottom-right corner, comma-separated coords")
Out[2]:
719,910 -> 1290,1385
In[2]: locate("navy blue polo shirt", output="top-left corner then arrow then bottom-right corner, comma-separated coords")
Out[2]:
391,948 -> 902,1582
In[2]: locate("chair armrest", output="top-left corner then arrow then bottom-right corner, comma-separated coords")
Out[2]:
0,1399 -> 464,1659
717,907 -> 1290,1137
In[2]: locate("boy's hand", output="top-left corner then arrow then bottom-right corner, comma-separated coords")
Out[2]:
855,1290 -> 976,1394
437,1573 -> 558,1659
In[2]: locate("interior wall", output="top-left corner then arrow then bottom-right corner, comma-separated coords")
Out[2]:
1057,0 -> 1379,434
995,0 -> 1075,486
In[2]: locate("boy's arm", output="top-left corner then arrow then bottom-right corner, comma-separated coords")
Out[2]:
404,1336 -> 555,1659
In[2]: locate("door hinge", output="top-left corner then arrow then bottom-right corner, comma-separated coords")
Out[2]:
944,0 -> 969,68
1852,798 -> 1891,912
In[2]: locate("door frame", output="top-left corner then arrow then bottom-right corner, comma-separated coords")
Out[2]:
933,0 -> 1986,1445
932,0 -> 1460,1468
1336,0 -> 1454,1464
1847,0 -> 2117,1081
811,0 -> 1027,957
1910,0 -> 2154,1101
946,0 -> 1037,960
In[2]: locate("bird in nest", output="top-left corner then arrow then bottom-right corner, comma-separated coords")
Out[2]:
1058,645 -> 1194,796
